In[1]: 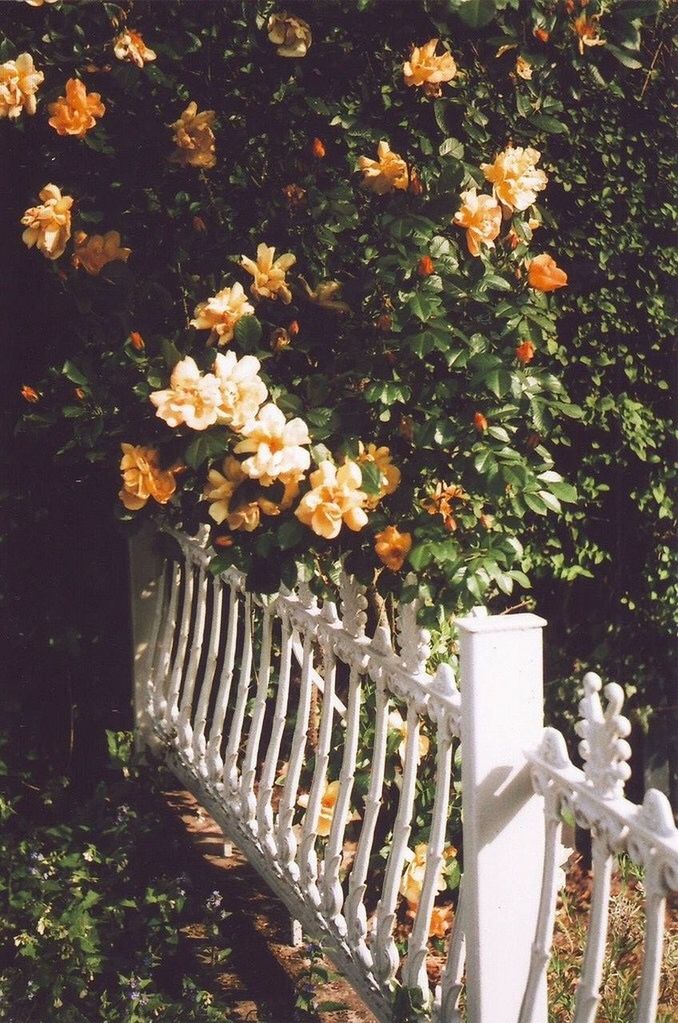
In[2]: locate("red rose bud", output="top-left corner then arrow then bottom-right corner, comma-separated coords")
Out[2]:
21,385 -> 39,403
312,137 -> 326,159
192,215 -> 207,233
474,412 -> 488,432
516,340 -> 536,364
130,331 -> 145,351
74,387 -> 86,400
287,320 -> 300,337
417,255 -> 435,277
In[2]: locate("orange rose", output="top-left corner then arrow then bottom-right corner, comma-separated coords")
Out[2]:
170,101 -> 216,169
375,526 -> 412,571
358,141 -> 409,195
516,340 -> 536,364
403,38 -> 457,98
417,255 -> 435,277
118,443 -> 178,511
528,254 -> 568,292
48,78 -> 105,137
113,29 -> 156,68
72,230 -> 131,275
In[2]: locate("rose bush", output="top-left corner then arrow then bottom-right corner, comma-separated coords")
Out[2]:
4,0 -> 670,662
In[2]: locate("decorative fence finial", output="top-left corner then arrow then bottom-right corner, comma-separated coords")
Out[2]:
339,570 -> 368,638
575,672 -> 632,799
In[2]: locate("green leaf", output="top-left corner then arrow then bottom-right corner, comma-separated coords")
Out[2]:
456,0 -> 497,30
234,315 -> 263,348
161,338 -> 182,370
184,428 -> 230,470
359,460 -> 381,496
277,519 -> 305,550
62,361 -> 88,386
530,114 -> 568,134
439,137 -> 465,159
538,490 -> 562,514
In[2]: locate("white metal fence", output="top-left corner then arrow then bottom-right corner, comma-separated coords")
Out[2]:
129,526 -> 677,1023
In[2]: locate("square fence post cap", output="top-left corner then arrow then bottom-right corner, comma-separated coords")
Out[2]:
455,612 -> 547,634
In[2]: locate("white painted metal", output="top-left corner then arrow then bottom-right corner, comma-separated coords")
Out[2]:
457,613 -> 548,1023
128,529 -> 678,1023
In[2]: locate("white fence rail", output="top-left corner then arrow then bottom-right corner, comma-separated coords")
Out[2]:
129,526 -> 678,1023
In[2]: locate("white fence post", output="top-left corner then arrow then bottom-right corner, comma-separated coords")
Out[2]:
128,523 -> 165,752
457,613 -> 547,1023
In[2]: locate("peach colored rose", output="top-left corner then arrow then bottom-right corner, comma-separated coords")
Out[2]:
24,0 -> 59,5
72,230 -> 131,275
428,904 -> 454,938
267,12 -> 312,57
21,184 -> 73,260
527,253 -> 568,292
48,78 -> 105,137
453,188 -> 502,257
375,526 -> 412,572
358,141 -> 409,195
212,351 -> 268,431
515,55 -> 533,80
203,456 -> 247,526
357,442 -> 401,509
113,30 -> 156,67
241,244 -> 296,304
234,403 -> 310,485
481,146 -> 547,212
0,54 -> 44,119
190,282 -> 255,345
170,101 -> 216,169
295,460 -> 368,539
403,38 -> 457,98
149,356 -> 223,431
118,443 -> 178,510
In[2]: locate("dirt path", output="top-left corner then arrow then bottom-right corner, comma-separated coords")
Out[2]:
158,787 -> 377,1023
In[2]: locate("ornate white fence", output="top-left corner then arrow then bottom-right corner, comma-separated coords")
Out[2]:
129,526 -> 678,1023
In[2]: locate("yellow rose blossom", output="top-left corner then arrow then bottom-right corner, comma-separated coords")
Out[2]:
573,14 -> 606,55
191,282 -> 255,345
267,12 -> 312,58
241,243 -> 296,304
388,709 -> 430,765
21,183 -> 73,260
170,101 -> 216,169
212,351 -> 268,431
48,78 -> 105,138
118,443 -> 178,511
72,230 -> 131,275
358,140 -> 409,195
234,403 -> 311,485
205,456 -> 299,530
113,30 -> 157,67
399,843 -> 457,909
452,188 -> 502,257
295,460 -> 368,540
149,356 -> 223,432
403,38 -> 457,98
0,53 -> 44,119
357,443 -> 400,509
297,780 -> 359,838
481,145 -> 547,212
